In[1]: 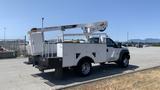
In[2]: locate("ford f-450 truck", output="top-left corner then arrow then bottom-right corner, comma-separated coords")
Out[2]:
27,21 -> 130,76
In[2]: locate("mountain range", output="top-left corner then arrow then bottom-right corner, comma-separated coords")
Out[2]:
129,38 -> 160,43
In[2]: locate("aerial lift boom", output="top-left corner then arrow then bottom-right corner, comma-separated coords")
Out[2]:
29,21 -> 107,41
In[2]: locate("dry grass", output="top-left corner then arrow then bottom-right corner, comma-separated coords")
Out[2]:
63,67 -> 160,90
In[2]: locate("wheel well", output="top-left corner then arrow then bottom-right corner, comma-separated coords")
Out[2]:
118,51 -> 130,61
122,52 -> 130,59
77,56 -> 94,65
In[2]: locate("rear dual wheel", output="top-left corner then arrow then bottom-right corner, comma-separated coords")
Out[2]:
100,62 -> 106,66
77,61 -> 92,76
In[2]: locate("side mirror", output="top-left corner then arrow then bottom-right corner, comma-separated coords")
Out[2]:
117,42 -> 122,48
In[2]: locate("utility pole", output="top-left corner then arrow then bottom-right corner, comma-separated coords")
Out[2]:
41,17 -> 44,57
126,32 -> 129,47
3,27 -> 6,47
127,32 -> 129,42
24,35 -> 26,56
42,17 -> 44,28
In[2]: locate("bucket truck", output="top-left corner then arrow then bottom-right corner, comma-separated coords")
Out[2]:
27,21 -> 130,76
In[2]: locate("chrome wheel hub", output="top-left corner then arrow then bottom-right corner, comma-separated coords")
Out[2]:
81,62 -> 90,75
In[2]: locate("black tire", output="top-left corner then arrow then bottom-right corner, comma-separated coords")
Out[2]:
28,57 -> 33,64
100,62 -> 106,66
63,67 -> 70,72
116,55 -> 130,68
77,61 -> 92,76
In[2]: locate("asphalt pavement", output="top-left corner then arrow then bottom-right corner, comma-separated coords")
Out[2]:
0,47 -> 160,90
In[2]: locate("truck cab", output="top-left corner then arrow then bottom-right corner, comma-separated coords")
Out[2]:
88,36 -> 130,66
105,38 -> 130,66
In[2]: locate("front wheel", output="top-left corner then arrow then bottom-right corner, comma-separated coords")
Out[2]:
116,55 -> 130,68
77,61 -> 92,76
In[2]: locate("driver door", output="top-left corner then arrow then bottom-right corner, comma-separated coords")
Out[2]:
106,38 -> 120,61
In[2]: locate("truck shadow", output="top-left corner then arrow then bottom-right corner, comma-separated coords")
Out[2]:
31,63 -> 139,87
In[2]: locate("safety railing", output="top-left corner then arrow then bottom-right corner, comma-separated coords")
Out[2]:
42,41 -> 57,58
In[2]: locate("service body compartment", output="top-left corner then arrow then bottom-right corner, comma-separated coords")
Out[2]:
57,43 -> 107,67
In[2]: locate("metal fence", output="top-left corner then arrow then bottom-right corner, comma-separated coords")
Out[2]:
0,38 -> 27,57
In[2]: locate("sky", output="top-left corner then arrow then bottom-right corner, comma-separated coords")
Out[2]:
0,0 -> 160,41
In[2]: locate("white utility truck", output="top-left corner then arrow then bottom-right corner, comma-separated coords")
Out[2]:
28,21 -> 130,76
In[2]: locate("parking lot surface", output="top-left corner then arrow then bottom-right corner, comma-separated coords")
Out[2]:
0,47 -> 160,90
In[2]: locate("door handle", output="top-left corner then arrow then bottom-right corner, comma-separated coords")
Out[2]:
106,49 -> 108,52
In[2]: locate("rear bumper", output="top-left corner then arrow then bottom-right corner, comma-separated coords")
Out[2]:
32,56 -> 62,71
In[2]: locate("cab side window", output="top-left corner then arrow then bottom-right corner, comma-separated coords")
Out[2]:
89,37 -> 99,44
106,38 -> 117,47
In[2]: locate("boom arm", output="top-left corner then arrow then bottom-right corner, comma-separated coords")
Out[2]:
29,21 -> 107,34
28,21 -> 107,41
